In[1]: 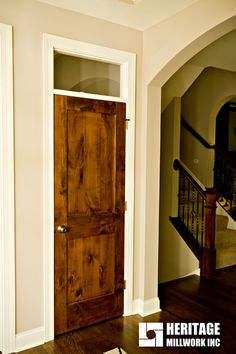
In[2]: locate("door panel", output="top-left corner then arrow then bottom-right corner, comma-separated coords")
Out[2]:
67,233 -> 115,303
67,110 -> 116,215
54,95 -> 125,335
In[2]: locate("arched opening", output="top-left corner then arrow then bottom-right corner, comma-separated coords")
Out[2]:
215,100 -> 236,160
151,18 -> 236,285
214,98 -> 236,214
136,13 -> 236,311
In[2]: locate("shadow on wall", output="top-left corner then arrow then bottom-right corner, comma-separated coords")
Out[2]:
54,53 -> 120,97
71,78 -> 120,97
158,97 -> 199,284
181,68 -> 236,188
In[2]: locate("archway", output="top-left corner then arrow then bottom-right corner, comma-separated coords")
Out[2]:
214,98 -> 236,212
215,100 -> 236,159
138,11 -> 236,308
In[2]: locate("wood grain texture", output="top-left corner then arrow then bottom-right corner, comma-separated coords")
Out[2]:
67,234 -> 115,303
19,265 -> 236,354
201,188 -> 217,278
54,95 -> 68,335
54,95 -> 125,335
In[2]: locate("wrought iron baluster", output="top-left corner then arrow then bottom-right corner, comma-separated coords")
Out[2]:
178,171 -> 181,218
191,186 -> 195,237
201,196 -> 205,248
187,179 -> 190,229
196,191 -> 200,243
182,174 -> 185,222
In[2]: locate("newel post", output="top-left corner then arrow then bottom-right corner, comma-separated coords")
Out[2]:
200,187 -> 217,278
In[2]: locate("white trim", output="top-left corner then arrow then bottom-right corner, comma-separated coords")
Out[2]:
43,34 -> 136,342
15,327 -> 45,353
0,23 -> 15,354
133,298 -> 161,317
53,89 -> 125,103
182,268 -> 200,277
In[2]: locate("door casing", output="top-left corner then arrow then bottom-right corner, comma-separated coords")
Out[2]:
43,34 -> 136,342
0,23 -> 15,354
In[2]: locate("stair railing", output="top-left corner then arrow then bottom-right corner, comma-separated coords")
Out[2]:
214,151 -> 236,211
182,118 -> 236,215
173,159 -> 217,278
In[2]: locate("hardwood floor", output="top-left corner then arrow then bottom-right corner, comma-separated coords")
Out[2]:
18,265 -> 236,354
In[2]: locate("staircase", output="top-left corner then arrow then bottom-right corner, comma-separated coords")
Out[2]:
170,118 -> 236,278
170,159 -> 217,278
171,158 -> 236,277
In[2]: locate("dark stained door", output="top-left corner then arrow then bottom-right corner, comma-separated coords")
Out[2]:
54,95 -> 126,335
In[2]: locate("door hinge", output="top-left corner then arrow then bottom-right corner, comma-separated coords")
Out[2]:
125,201 -> 127,211
125,118 -> 130,130
124,280 -> 126,290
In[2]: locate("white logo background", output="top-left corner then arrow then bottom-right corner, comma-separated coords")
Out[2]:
139,322 -> 164,347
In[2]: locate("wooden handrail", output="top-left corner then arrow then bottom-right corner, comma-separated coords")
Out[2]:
181,118 -> 212,149
181,118 -> 236,168
173,159 -> 205,197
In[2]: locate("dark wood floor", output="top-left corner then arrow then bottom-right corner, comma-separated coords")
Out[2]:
18,265 -> 236,354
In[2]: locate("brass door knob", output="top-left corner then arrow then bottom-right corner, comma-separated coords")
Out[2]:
57,225 -> 68,233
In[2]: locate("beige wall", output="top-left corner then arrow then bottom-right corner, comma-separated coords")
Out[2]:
161,63 -> 204,112
181,67 -> 236,186
0,0 -> 142,333
159,97 -> 199,283
143,0 -> 236,86
1,0 -> 236,342
136,1 -> 236,305
132,0 -> 236,305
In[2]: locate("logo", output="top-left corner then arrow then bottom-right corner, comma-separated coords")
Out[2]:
139,323 -> 164,347
139,322 -> 221,348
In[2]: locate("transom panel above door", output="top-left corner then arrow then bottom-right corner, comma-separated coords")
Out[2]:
54,95 -> 126,335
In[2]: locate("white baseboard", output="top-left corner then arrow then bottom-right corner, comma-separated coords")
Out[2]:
13,298 -> 160,352
15,326 -> 45,353
183,268 -> 200,277
133,297 -> 161,317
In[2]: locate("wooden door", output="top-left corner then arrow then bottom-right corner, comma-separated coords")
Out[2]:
54,95 -> 126,335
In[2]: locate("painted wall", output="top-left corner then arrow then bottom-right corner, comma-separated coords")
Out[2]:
0,0 -> 142,334
159,97 -> 199,283
1,0 -> 236,346
135,0 -> 236,306
181,67 -> 236,187
143,0 -> 236,86
161,63 -> 204,112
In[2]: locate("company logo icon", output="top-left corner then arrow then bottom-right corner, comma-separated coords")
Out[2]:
139,322 -> 164,347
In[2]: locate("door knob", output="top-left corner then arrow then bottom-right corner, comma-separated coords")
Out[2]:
57,225 -> 68,233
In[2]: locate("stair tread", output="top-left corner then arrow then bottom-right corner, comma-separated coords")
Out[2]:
217,245 -> 236,269
216,214 -> 229,231
216,229 -> 236,248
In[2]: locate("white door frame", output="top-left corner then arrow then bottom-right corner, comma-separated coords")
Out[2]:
43,34 -> 136,341
0,23 -> 15,354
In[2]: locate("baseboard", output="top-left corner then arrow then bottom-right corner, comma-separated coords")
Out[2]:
15,326 -> 45,352
133,297 -> 161,317
183,268 -> 200,277
13,298 -> 160,351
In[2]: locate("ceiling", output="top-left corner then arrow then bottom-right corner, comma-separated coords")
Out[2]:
37,0 -> 199,30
